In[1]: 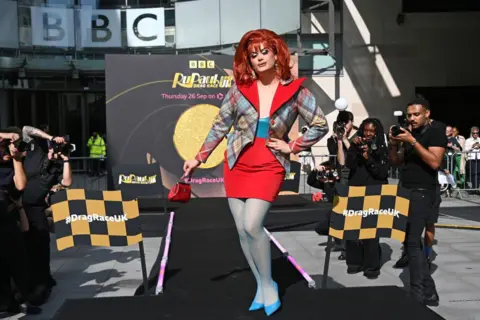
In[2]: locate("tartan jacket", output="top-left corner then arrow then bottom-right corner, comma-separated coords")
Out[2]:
195,77 -> 329,174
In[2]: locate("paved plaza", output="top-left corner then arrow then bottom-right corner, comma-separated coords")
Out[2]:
4,197 -> 480,320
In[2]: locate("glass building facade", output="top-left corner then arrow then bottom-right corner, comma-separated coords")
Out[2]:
0,0 -> 341,157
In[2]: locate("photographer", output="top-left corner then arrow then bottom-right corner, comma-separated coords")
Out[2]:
21,126 -> 72,305
299,126 -> 316,174
388,98 -> 443,306
325,111 -> 355,259
345,118 -> 389,279
0,128 -> 41,314
307,161 -> 340,203
327,111 -> 356,174
464,126 -> 480,190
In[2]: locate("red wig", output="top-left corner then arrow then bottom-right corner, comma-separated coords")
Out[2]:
233,29 -> 292,86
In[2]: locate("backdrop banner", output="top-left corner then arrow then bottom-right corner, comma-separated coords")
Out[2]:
112,163 -> 163,200
106,54 -> 299,198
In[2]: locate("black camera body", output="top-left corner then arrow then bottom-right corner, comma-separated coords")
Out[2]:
391,111 -> 409,137
334,111 -> 351,137
52,135 -> 75,155
316,168 -> 339,182
2,139 -> 28,155
334,121 -> 347,137
358,136 -> 378,152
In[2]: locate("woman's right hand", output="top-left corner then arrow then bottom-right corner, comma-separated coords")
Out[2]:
183,159 -> 201,177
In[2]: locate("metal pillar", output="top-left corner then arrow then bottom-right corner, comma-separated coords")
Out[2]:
297,0 -> 343,101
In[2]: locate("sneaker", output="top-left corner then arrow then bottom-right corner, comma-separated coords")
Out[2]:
393,253 -> 408,268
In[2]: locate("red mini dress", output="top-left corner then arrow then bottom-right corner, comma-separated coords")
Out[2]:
223,117 -> 285,203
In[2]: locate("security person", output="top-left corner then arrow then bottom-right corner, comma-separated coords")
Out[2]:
87,132 -> 106,176
388,98 -> 443,306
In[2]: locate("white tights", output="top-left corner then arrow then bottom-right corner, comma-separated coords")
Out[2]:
228,198 -> 279,306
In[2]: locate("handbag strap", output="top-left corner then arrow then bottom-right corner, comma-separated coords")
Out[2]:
179,173 -> 191,184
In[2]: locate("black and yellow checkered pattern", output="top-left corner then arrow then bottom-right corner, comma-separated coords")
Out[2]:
50,189 -> 143,251
330,184 -> 410,242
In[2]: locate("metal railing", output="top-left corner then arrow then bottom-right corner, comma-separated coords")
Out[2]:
441,151 -> 480,198
70,157 -> 108,191
297,151 -> 480,199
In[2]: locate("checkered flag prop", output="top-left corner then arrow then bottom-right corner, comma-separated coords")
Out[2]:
50,189 -> 143,251
329,184 -> 410,242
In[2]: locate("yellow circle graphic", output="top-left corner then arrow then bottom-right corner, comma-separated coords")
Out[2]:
173,104 -> 227,169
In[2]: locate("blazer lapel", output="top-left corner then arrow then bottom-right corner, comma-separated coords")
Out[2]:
270,77 -> 306,117
236,82 -> 259,113
236,77 -> 307,116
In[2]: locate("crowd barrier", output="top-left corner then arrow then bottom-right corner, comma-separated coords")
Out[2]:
440,151 -> 480,197
298,151 -> 479,198
70,157 -> 107,191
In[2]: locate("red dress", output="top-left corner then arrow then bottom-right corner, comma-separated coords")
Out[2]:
223,131 -> 285,203
222,79 -> 306,202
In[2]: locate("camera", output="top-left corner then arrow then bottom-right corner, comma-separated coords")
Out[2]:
52,135 -> 76,155
316,168 -> 339,182
391,111 -> 409,137
358,136 -> 378,152
2,139 -> 28,155
334,111 -> 352,137
334,121 -> 347,137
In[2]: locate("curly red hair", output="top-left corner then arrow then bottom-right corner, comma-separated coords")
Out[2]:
233,29 -> 292,86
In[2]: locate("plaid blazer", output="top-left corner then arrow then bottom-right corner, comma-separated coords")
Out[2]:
195,77 -> 329,174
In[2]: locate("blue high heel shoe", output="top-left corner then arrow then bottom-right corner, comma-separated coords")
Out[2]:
249,288 -> 264,311
264,281 -> 281,316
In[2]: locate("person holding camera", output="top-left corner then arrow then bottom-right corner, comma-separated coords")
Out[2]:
0,128 -> 42,314
464,126 -> 480,190
344,118 -> 389,279
388,98 -> 443,306
21,126 -> 72,305
325,111 -> 355,259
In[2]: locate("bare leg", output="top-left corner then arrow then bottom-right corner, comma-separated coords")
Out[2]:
243,198 -> 279,307
227,198 -> 263,304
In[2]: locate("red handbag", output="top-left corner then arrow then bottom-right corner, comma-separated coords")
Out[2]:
168,175 -> 192,203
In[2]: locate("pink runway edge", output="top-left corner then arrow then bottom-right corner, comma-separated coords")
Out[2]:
264,228 -> 317,289
156,211 -> 175,294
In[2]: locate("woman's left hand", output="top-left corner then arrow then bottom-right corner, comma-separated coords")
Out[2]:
267,138 -> 291,154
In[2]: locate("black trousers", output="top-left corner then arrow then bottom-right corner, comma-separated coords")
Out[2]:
405,189 -> 437,302
467,159 -> 480,189
346,238 -> 380,272
23,204 -> 51,289
0,214 -> 30,302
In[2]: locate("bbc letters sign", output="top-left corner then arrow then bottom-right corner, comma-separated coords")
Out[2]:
31,7 -> 75,47
80,9 -> 122,48
30,7 -> 165,48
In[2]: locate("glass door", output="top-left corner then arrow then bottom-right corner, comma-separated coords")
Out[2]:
59,93 -> 86,157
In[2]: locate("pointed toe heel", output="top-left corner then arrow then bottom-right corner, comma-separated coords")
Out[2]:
249,287 -> 264,311
249,301 -> 264,311
264,281 -> 281,316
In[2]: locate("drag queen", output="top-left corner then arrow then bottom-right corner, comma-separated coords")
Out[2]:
183,29 -> 329,316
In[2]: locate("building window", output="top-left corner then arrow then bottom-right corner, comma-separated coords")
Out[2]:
402,0 -> 480,13
284,33 -> 343,76
302,0 -> 341,11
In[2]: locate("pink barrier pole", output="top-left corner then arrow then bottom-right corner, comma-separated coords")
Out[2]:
264,228 -> 316,289
155,211 -> 175,294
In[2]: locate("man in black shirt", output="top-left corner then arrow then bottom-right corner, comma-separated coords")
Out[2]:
21,126 -> 71,305
0,129 -> 42,314
389,98 -> 445,306
393,119 -> 446,269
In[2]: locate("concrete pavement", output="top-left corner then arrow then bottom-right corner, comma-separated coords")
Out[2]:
5,197 -> 480,320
